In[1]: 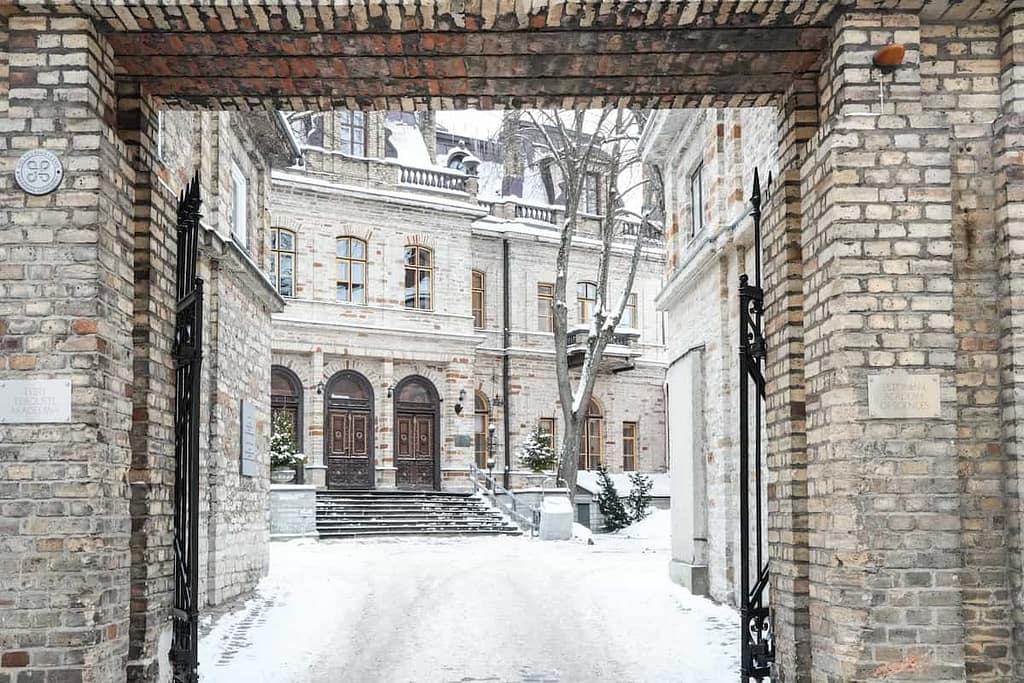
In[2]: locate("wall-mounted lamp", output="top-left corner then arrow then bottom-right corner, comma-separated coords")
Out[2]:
459,388 -> 467,403
386,384 -> 394,399
492,392 -> 504,408
873,44 -> 906,74
454,388 -> 467,415
316,381 -> 324,395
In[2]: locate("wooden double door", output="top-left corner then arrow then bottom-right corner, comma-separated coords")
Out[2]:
324,370 -> 375,490
394,411 -> 437,490
393,376 -> 440,490
326,408 -> 373,489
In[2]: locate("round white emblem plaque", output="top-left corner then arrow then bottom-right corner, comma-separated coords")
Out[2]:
14,149 -> 63,196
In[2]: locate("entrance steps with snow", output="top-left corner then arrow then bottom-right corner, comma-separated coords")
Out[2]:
315,490 -> 522,538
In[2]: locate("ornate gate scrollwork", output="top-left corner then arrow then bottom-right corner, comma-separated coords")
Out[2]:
739,169 -> 774,681
171,173 -> 204,683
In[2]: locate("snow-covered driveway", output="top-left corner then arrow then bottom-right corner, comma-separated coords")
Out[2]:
198,516 -> 740,683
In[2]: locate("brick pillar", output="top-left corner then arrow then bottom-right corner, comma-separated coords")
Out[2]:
995,9 -> 1024,679
1,12 -> 135,682
764,78 -> 817,683
801,13 -> 965,680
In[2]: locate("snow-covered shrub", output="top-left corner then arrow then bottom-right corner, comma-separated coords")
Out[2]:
596,466 -> 631,531
518,426 -> 557,472
626,472 -> 653,522
270,412 -> 302,468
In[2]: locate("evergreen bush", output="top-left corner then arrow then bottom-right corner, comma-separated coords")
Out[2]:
595,466 -> 631,531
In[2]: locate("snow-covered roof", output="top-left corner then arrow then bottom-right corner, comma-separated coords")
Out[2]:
576,471 -> 671,498
383,117 -> 432,167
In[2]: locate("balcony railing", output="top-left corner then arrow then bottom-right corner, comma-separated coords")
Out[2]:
399,165 -> 468,193
514,203 -> 558,224
616,219 -> 663,242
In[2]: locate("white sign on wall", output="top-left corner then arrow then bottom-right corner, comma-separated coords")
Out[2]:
0,379 -> 72,424
867,373 -> 942,419
15,149 -> 63,196
240,399 -> 258,477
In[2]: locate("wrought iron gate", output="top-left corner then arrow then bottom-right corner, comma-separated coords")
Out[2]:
739,169 -> 774,681
171,173 -> 204,683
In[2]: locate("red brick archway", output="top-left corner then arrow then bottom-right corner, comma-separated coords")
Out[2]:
3,2 -> 1022,682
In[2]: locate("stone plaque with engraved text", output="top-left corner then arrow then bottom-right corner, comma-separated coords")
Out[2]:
867,373 -> 941,419
0,379 -> 72,424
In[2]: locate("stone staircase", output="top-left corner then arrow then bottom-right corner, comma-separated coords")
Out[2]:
315,490 -> 522,538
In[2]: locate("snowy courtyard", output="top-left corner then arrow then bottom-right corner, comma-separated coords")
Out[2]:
198,512 -> 740,683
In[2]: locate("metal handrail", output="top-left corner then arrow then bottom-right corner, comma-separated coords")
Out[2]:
469,462 -> 540,535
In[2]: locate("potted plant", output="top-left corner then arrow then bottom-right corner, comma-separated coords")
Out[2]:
517,426 -> 557,488
270,412 -> 302,484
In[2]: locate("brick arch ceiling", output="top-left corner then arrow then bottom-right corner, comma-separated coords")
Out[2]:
16,0 -> 1009,111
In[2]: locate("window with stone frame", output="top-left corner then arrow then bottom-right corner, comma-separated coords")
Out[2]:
336,236 -> 367,304
404,245 -> 433,310
471,270 -> 485,329
270,228 -> 296,297
621,292 -> 638,329
538,417 -> 555,442
577,281 -> 598,324
582,171 -> 601,214
339,111 -> 366,157
474,392 -> 490,468
537,282 -> 554,332
689,162 -> 704,239
622,421 -> 638,471
579,398 -> 604,471
230,162 -> 248,249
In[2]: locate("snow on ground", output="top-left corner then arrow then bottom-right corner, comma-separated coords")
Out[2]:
199,527 -> 739,683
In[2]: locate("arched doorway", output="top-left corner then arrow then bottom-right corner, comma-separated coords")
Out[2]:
579,398 -> 604,471
323,370 -> 374,490
393,375 -> 440,490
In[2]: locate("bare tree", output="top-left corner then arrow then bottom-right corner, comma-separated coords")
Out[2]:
513,108 -> 659,499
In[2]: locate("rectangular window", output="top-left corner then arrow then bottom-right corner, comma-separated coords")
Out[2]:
583,172 -> 600,214
337,237 -> 368,304
537,282 -> 554,332
156,111 -> 164,161
271,228 -> 296,297
689,163 -> 704,238
471,270 -> 485,329
230,162 -> 248,249
339,111 -> 366,157
538,417 -> 555,440
577,281 -> 597,325
622,421 -> 637,471
621,293 -> 638,329
404,246 -> 433,310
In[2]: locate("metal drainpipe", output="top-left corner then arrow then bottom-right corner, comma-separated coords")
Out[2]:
502,237 -> 512,489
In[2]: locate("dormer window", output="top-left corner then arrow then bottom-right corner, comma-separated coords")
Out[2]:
445,144 -> 480,176
339,111 -> 366,157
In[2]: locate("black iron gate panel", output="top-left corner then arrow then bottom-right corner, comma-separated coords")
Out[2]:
171,173 -> 203,683
739,169 -> 774,681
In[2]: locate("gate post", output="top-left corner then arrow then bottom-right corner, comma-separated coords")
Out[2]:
1,10 -> 135,682
799,12 -> 966,681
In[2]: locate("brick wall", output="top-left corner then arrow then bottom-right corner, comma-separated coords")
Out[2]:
1,14 -> 135,682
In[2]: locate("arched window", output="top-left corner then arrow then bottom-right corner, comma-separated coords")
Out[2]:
404,246 -> 433,310
271,366 -> 303,451
474,392 -> 490,468
577,281 -> 598,324
579,398 -> 603,471
270,228 -> 296,297
336,236 -> 367,304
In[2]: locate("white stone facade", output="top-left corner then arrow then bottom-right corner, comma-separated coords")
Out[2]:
269,112 -> 668,494
643,108 -> 778,605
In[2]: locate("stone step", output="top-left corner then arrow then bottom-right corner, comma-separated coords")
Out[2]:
318,528 -> 522,538
313,490 -> 518,540
313,528 -> 524,536
316,490 -> 473,498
